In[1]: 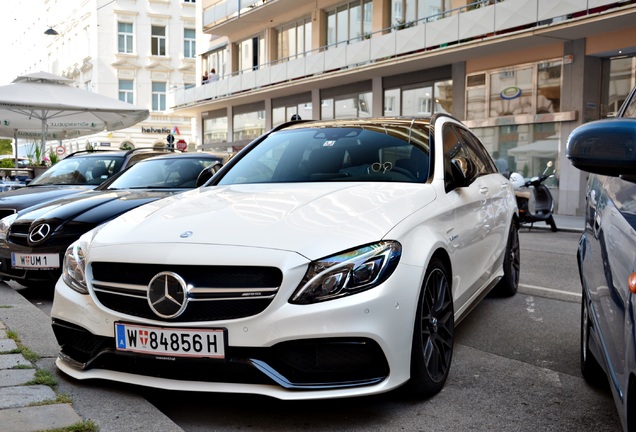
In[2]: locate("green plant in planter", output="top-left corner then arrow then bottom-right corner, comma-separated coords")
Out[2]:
48,149 -> 59,166
27,141 -> 45,166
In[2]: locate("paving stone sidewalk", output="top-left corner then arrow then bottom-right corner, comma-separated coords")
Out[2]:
0,320 -> 83,432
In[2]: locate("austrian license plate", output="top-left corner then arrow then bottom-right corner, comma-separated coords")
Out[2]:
115,323 -> 225,358
11,252 -> 60,269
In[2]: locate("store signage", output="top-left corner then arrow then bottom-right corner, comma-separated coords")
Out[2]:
141,127 -> 173,134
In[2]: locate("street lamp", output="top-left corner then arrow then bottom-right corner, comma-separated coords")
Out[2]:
44,28 -> 58,36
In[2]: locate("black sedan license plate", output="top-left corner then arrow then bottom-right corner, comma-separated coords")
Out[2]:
115,323 -> 225,358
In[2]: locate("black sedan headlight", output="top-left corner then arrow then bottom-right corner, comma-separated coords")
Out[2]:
0,213 -> 17,241
290,241 -> 402,304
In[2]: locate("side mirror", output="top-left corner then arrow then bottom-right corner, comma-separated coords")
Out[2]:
449,158 -> 470,189
196,163 -> 222,187
567,118 -> 636,177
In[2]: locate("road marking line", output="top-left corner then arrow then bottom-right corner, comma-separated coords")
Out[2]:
519,283 -> 582,301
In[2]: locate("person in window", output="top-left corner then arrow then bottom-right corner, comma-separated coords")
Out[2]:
202,71 -> 209,84
209,68 -> 219,82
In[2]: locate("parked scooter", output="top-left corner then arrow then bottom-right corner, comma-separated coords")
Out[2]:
509,162 -> 558,232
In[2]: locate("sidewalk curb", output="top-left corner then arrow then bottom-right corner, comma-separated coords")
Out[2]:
0,284 -> 185,432
0,320 -> 83,432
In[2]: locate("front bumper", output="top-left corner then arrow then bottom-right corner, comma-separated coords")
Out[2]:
51,255 -> 423,400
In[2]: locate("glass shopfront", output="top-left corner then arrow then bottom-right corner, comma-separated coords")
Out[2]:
465,60 -> 563,182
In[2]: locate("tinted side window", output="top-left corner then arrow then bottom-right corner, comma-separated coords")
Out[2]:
442,125 -> 478,185
455,127 -> 498,175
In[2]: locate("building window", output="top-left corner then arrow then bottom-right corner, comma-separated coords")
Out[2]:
119,79 -> 134,104
384,81 -> 452,117
466,60 -> 563,121
151,26 -> 166,56
321,92 -> 372,119
466,73 -> 486,121
118,22 -> 133,54
184,28 -> 196,58
392,0 -> 452,26
272,102 -> 312,127
277,17 -> 312,61
326,0 -> 372,47
238,35 -> 265,72
605,56 -> 636,117
233,110 -> 265,142
203,115 -> 228,150
152,81 -> 166,111
473,123 -> 559,185
203,46 -> 228,80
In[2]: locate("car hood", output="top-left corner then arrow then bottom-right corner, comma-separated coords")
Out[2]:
93,183 -> 436,259
0,185 -> 95,212
16,189 -> 180,226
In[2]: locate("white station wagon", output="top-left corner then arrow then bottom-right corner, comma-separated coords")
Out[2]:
51,116 -> 519,400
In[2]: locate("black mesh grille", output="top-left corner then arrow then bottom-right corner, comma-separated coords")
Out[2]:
90,262 -> 283,322
52,319 -> 111,364
91,262 -> 282,288
7,222 -> 30,246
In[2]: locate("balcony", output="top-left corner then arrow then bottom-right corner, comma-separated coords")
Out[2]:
203,0 -> 291,33
171,0 -> 636,112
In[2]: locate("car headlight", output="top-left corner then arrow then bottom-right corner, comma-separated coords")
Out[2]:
61,223 -> 108,294
290,241 -> 402,305
0,213 -> 18,241
62,241 -> 88,294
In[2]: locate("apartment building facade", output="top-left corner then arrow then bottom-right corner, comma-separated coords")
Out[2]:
19,0 -> 200,152
173,0 -> 636,216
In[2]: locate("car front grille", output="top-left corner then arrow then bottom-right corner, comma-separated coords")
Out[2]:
90,262 -> 283,322
7,222 -> 30,246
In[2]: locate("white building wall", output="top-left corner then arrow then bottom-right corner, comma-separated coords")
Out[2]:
35,0 -> 197,153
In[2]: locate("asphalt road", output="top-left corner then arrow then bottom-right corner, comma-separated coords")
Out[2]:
10,229 -> 623,431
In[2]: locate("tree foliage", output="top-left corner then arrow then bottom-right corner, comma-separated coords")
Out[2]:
0,139 -> 13,155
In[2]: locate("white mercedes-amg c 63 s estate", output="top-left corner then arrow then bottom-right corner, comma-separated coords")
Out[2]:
51,115 -> 519,400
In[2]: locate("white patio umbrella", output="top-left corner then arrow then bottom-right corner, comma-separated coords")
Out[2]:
0,71 -> 149,165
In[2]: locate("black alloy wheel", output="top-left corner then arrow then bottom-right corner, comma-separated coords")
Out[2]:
492,220 -> 520,297
409,257 -> 454,398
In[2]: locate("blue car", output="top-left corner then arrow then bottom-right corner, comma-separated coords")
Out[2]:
567,85 -> 636,432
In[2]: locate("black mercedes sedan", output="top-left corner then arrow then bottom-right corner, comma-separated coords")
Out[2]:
0,148 -> 180,220
0,152 -> 224,288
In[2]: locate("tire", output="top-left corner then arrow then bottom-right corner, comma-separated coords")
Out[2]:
491,220 -> 520,297
580,290 -> 605,386
408,257 -> 454,398
548,215 -> 558,232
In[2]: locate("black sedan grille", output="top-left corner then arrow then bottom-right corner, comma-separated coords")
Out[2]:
90,262 -> 283,322
8,221 -> 93,248
7,222 -> 31,246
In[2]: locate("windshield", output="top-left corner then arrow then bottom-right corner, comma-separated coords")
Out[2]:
107,157 -> 218,189
218,125 -> 431,185
31,155 -> 124,186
